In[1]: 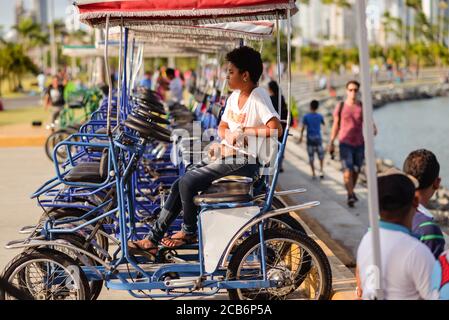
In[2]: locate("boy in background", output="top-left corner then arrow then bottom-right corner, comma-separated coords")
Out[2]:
299,100 -> 325,179
403,149 -> 446,259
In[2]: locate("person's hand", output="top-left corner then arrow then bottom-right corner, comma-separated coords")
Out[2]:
225,129 -> 244,146
207,143 -> 221,161
328,143 -> 335,154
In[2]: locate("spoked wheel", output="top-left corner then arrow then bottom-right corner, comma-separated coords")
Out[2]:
0,249 -> 90,300
227,229 -> 332,300
44,129 -> 77,164
0,277 -> 34,300
48,234 -> 104,301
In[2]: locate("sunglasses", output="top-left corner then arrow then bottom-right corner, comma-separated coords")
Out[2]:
347,88 -> 359,92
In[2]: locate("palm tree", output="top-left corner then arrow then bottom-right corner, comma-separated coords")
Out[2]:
320,0 -> 351,8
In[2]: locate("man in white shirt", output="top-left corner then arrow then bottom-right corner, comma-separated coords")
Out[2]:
166,68 -> 184,103
356,168 -> 436,300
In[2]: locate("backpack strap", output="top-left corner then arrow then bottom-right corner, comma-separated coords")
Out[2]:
336,101 -> 344,129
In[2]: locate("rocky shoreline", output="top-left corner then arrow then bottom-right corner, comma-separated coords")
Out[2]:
295,81 -> 449,225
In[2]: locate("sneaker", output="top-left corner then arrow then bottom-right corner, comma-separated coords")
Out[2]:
347,195 -> 355,208
319,172 -> 324,179
353,193 -> 359,202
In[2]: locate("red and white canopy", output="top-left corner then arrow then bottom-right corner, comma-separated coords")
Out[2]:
74,0 -> 296,27
120,21 -> 274,40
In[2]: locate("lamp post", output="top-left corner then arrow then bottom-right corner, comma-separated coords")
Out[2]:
48,0 -> 57,76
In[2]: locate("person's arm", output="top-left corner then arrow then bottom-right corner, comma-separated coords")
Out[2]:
43,89 -> 50,110
321,118 -> 327,136
242,117 -> 283,139
299,123 -> 306,144
329,104 -> 341,152
355,266 -> 363,300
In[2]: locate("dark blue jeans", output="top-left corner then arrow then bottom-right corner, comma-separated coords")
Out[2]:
339,143 -> 365,173
147,157 -> 259,242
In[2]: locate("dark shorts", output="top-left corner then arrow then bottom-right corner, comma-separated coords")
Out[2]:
339,143 -> 364,172
307,137 -> 324,162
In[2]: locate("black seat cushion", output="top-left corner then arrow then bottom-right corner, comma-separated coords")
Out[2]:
127,114 -> 172,136
132,96 -> 166,115
133,92 -> 164,108
193,193 -> 252,206
65,151 -> 109,183
124,119 -> 171,143
65,163 -> 102,183
203,181 -> 251,195
133,108 -> 170,125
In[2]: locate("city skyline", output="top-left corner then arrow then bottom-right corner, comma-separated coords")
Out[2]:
2,0 -> 69,33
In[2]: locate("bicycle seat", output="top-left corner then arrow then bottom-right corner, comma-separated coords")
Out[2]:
133,108 -> 170,125
127,114 -> 172,136
193,176 -> 253,206
124,119 -> 171,143
133,92 -> 163,107
133,99 -> 166,115
193,193 -> 252,206
65,151 -> 109,183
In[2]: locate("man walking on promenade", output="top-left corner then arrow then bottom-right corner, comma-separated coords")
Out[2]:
329,80 -> 377,207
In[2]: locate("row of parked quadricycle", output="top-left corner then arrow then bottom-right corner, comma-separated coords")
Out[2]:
0,0 -> 333,300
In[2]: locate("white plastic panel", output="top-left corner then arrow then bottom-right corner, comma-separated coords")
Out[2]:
201,206 -> 260,273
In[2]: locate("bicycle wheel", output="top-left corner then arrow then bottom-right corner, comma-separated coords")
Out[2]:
0,249 -> 90,300
0,277 -> 34,300
226,228 -> 332,300
44,129 -> 76,164
49,234 -> 104,301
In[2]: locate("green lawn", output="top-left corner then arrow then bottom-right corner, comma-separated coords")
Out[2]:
0,106 -> 48,126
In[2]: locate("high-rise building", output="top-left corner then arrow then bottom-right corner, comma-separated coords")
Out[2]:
294,0 -> 357,47
15,0 -> 26,25
32,0 -> 48,29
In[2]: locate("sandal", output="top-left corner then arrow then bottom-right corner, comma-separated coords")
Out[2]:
127,239 -> 158,261
161,232 -> 198,249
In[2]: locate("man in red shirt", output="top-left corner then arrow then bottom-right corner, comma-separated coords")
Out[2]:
329,80 -> 377,207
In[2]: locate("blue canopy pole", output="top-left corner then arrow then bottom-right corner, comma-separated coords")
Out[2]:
122,28 -> 129,119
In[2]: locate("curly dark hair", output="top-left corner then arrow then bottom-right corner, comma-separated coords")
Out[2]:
403,149 -> 440,190
226,46 -> 263,84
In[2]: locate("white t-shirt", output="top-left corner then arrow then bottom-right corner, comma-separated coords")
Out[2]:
221,87 -> 280,164
169,77 -> 184,102
357,226 -> 436,300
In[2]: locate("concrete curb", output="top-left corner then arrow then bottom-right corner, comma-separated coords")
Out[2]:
0,136 -> 46,147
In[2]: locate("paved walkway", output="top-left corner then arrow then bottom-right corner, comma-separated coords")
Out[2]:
279,135 -> 369,266
0,147 -> 356,300
2,96 -> 41,110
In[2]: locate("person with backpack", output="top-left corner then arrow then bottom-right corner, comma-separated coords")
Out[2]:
328,80 -> 377,208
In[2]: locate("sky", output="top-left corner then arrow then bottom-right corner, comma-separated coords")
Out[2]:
1,0 -> 72,32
